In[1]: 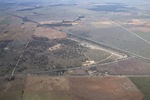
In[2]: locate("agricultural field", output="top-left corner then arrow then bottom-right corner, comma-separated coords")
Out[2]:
130,77 -> 150,100
0,76 -> 143,100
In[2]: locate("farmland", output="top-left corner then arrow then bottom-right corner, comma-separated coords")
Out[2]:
0,76 -> 143,100
130,77 -> 150,100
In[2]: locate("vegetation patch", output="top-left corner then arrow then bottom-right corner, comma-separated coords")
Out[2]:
88,4 -> 135,12
130,77 -> 150,100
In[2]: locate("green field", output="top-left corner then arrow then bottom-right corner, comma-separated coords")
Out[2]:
130,77 -> 150,100
136,32 -> 150,42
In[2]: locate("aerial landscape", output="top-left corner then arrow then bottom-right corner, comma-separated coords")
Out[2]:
0,0 -> 150,100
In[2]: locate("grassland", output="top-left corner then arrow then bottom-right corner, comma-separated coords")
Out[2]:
135,32 -> 150,42
64,22 -> 150,60
84,49 -> 111,62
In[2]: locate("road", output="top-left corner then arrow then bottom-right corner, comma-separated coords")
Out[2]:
27,56 -> 134,75
110,19 -> 150,45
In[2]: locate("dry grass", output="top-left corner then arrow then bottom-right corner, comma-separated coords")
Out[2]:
33,27 -> 67,40
130,27 -> 150,32
90,21 -> 116,28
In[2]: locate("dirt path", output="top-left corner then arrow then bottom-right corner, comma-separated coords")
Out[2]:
27,56 -> 134,75
96,54 -> 113,64
10,41 -> 29,78
110,19 -> 150,45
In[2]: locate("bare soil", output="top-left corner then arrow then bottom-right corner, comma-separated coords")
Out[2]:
0,76 -> 143,100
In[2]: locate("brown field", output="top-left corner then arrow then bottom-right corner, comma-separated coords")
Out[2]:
65,57 -> 150,76
0,76 -> 26,100
90,21 -> 117,28
0,23 -> 35,41
0,76 -> 143,100
123,19 -> 150,27
130,27 -> 150,33
96,57 -> 150,75
34,27 -> 67,40
0,24 -> 67,41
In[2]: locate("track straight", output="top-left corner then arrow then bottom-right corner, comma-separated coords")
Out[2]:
110,20 -> 150,45
10,41 -> 30,78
